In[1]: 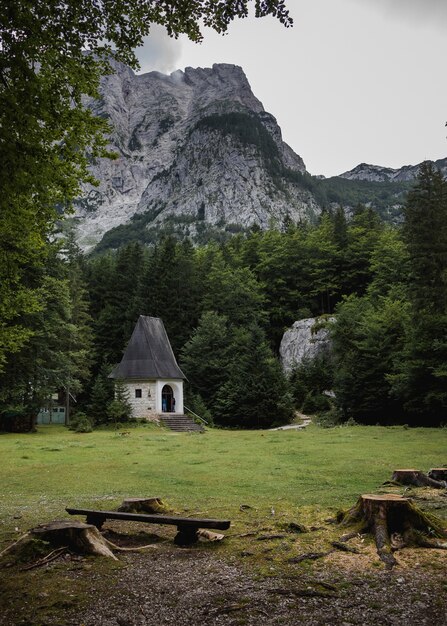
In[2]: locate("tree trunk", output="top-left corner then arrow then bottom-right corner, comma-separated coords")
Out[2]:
337,494 -> 447,569
117,497 -> 169,514
391,469 -> 447,489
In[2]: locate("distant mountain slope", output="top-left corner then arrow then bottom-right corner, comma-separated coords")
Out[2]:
75,61 -> 319,250
339,158 -> 447,183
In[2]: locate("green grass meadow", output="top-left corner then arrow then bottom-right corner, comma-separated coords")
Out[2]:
1,423 -> 446,534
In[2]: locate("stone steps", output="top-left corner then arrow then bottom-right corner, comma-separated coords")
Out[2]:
160,414 -> 204,433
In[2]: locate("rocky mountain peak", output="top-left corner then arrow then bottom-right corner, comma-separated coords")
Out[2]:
75,62 -> 314,250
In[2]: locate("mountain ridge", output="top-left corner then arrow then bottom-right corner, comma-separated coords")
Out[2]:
338,158 -> 447,183
74,61 -> 446,251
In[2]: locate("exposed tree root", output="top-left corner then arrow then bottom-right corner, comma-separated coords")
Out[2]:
20,546 -> 68,570
428,468 -> 447,483
337,494 -> 447,569
288,551 -> 331,564
0,533 -> 31,559
331,540 -> 360,554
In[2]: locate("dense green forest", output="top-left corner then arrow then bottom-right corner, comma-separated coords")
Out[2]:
1,163 -> 446,429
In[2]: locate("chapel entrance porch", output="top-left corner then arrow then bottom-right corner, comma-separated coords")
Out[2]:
162,384 -> 175,413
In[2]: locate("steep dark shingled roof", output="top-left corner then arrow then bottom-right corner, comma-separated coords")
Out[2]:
109,316 -> 185,380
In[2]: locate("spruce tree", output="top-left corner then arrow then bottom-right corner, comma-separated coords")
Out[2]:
87,362 -> 114,424
391,162 -> 447,424
213,324 -> 294,429
180,311 -> 232,409
332,295 -> 408,424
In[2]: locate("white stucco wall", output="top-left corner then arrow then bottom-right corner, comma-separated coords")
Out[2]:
121,378 -> 184,419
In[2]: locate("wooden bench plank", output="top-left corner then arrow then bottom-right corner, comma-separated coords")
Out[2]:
66,507 -> 231,547
66,508 -> 230,529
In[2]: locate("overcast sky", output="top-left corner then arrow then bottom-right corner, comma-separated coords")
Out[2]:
135,0 -> 447,177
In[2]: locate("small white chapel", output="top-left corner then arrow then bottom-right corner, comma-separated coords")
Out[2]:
109,316 -> 185,420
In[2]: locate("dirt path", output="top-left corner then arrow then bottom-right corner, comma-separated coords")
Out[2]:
270,411 -> 312,431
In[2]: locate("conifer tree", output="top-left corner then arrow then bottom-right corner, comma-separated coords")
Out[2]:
202,250 -> 265,327
180,311 -> 232,409
332,295 -> 408,423
391,162 -> 447,424
213,324 -> 294,429
88,362 -> 114,424
94,242 -> 145,364
107,379 -> 133,425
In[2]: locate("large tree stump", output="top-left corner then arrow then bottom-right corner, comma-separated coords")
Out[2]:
391,469 -> 447,489
32,520 -> 118,559
337,494 -> 447,569
0,521 -> 158,564
428,468 -> 447,484
117,497 -> 170,514
0,521 -> 118,561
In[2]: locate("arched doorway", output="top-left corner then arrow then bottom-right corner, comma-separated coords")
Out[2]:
161,385 -> 175,412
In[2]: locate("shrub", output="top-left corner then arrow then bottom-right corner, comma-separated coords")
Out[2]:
0,407 -> 35,433
185,392 -> 213,426
69,411 -> 93,433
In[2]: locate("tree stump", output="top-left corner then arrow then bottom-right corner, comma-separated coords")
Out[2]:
32,520 -> 118,558
117,497 -> 170,514
337,494 -> 447,568
0,520 -> 159,564
391,469 -> 447,489
428,468 -> 447,484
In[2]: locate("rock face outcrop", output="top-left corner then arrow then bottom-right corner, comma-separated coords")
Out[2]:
280,317 -> 334,374
75,61 -> 319,250
339,158 -> 447,183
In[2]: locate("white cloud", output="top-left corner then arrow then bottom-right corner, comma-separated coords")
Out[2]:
136,25 -> 183,75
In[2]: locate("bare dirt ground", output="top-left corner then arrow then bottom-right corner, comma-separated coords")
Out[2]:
75,549 -> 447,626
2,533 -> 445,626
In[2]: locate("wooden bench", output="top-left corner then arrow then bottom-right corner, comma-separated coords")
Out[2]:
66,507 -> 231,546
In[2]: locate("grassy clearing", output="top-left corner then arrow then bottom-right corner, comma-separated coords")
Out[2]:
1,423 -> 446,624
1,423 -> 446,529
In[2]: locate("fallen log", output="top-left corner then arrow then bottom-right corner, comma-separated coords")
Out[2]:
337,494 -> 447,568
391,469 -> 447,489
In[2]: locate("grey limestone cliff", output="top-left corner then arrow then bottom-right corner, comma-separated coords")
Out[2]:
75,61 -> 318,250
280,317 -> 334,374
